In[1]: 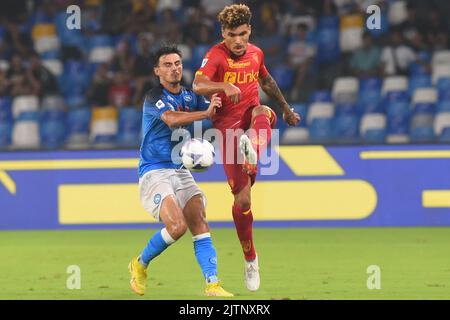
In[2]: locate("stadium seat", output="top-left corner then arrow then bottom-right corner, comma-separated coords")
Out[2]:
41,95 -> 65,110
409,114 -> 435,142
117,107 -> 141,147
437,77 -> 450,101
385,90 -> 408,103
432,50 -> 450,67
335,102 -> 357,116
178,44 -> 192,66
31,23 -> 56,40
359,77 -> 381,93
316,16 -> 340,64
40,110 -> 67,149
306,102 -> 334,125
387,101 -> 410,134
0,120 -> 12,148
309,118 -> 334,143
42,59 -> 63,77
386,134 -> 410,144
67,108 -> 91,149
332,77 -> 359,104
439,127 -> 450,142
432,64 -> 450,85
437,101 -> 450,113
12,95 -> 39,119
34,36 -> 61,54
0,96 -> 13,148
191,44 -> 210,71
340,14 -> 363,52
90,106 -> 118,148
12,112 -> 40,149
309,90 -> 332,103
433,112 -> 450,138
281,127 -> 309,145
408,75 -> 432,97
412,88 -> 437,104
182,68 -> 193,85
89,47 -> 114,64
382,76 -> 408,95
271,65 -> 294,92
388,0 -> 407,25
333,113 -> 359,143
360,113 -> 386,143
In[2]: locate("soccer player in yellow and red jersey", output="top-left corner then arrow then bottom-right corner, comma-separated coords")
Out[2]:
193,4 -> 300,291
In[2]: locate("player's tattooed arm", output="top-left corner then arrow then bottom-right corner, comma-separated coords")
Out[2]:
259,74 -> 300,126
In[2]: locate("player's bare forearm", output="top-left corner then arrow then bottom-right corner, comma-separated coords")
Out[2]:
193,74 -> 226,97
259,74 -> 290,113
161,110 -> 208,128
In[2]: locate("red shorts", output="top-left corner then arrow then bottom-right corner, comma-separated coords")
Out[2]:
217,106 -> 277,195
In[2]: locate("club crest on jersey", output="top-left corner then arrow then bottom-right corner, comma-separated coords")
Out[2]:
154,194 -> 161,205
201,58 -> 208,68
184,94 -> 192,102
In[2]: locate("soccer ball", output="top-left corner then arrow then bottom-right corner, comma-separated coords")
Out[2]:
180,138 -> 215,172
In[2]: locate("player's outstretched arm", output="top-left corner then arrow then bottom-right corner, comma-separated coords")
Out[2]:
161,94 -> 221,128
193,74 -> 241,104
259,74 -> 300,126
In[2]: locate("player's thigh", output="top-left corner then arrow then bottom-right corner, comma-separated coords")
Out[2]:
223,162 -> 255,196
139,169 -> 178,221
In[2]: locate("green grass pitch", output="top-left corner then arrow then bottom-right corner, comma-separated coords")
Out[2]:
0,227 -> 449,300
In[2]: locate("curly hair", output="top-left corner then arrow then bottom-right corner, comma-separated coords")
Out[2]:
217,4 -> 252,30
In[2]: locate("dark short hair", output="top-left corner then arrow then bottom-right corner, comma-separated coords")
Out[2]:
153,44 -> 182,67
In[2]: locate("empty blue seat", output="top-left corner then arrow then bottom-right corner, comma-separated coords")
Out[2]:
0,120 -> 12,148
357,100 -> 383,115
360,77 -> 381,92
387,101 -> 410,134
333,114 -> 359,143
271,65 -> 294,92
0,97 -> 12,121
439,127 -> 450,142
88,34 -> 113,50
437,101 -> 450,113
413,102 -> 435,115
410,126 -> 435,142
40,118 -> 67,149
309,118 -> 333,143
335,103 -> 357,116
362,129 -> 386,144
68,108 -> 91,135
408,75 -> 431,96
309,90 -> 332,103
117,107 -> 141,147
316,16 -> 340,64
191,44 -> 210,71
385,91 -> 408,103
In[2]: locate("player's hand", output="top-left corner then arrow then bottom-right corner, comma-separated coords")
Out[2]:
283,107 -> 301,126
206,93 -> 221,119
223,83 -> 241,104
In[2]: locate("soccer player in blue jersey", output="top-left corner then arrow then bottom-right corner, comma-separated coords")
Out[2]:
128,44 -> 233,297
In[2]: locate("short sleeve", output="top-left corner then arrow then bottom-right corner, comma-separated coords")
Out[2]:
258,49 -> 269,78
195,48 -> 221,79
143,97 -> 175,119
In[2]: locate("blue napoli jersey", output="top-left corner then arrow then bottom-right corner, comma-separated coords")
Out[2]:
138,85 -> 210,177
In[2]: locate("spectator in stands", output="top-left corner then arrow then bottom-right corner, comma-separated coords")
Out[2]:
349,32 -> 381,78
6,53 -> 39,96
422,5 -> 447,49
87,62 -> 111,106
110,40 -> 135,75
398,3 -> 428,52
380,28 -> 417,76
133,33 -> 158,106
108,71 -> 132,108
287,23 -> 315,101
29,52 -> 58,97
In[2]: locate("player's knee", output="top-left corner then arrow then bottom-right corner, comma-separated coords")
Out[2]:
252,105 -> 272,118
235,197 -> 251,212
167,219 -> 188,240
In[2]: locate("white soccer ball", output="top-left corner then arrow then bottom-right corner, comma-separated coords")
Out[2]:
180,138 -> 215,172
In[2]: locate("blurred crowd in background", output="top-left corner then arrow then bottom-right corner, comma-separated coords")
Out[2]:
0,0 -> 450,149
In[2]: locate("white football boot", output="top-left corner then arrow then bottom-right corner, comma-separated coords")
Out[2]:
239,134 -> 258,175
244,255 -> 260,291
